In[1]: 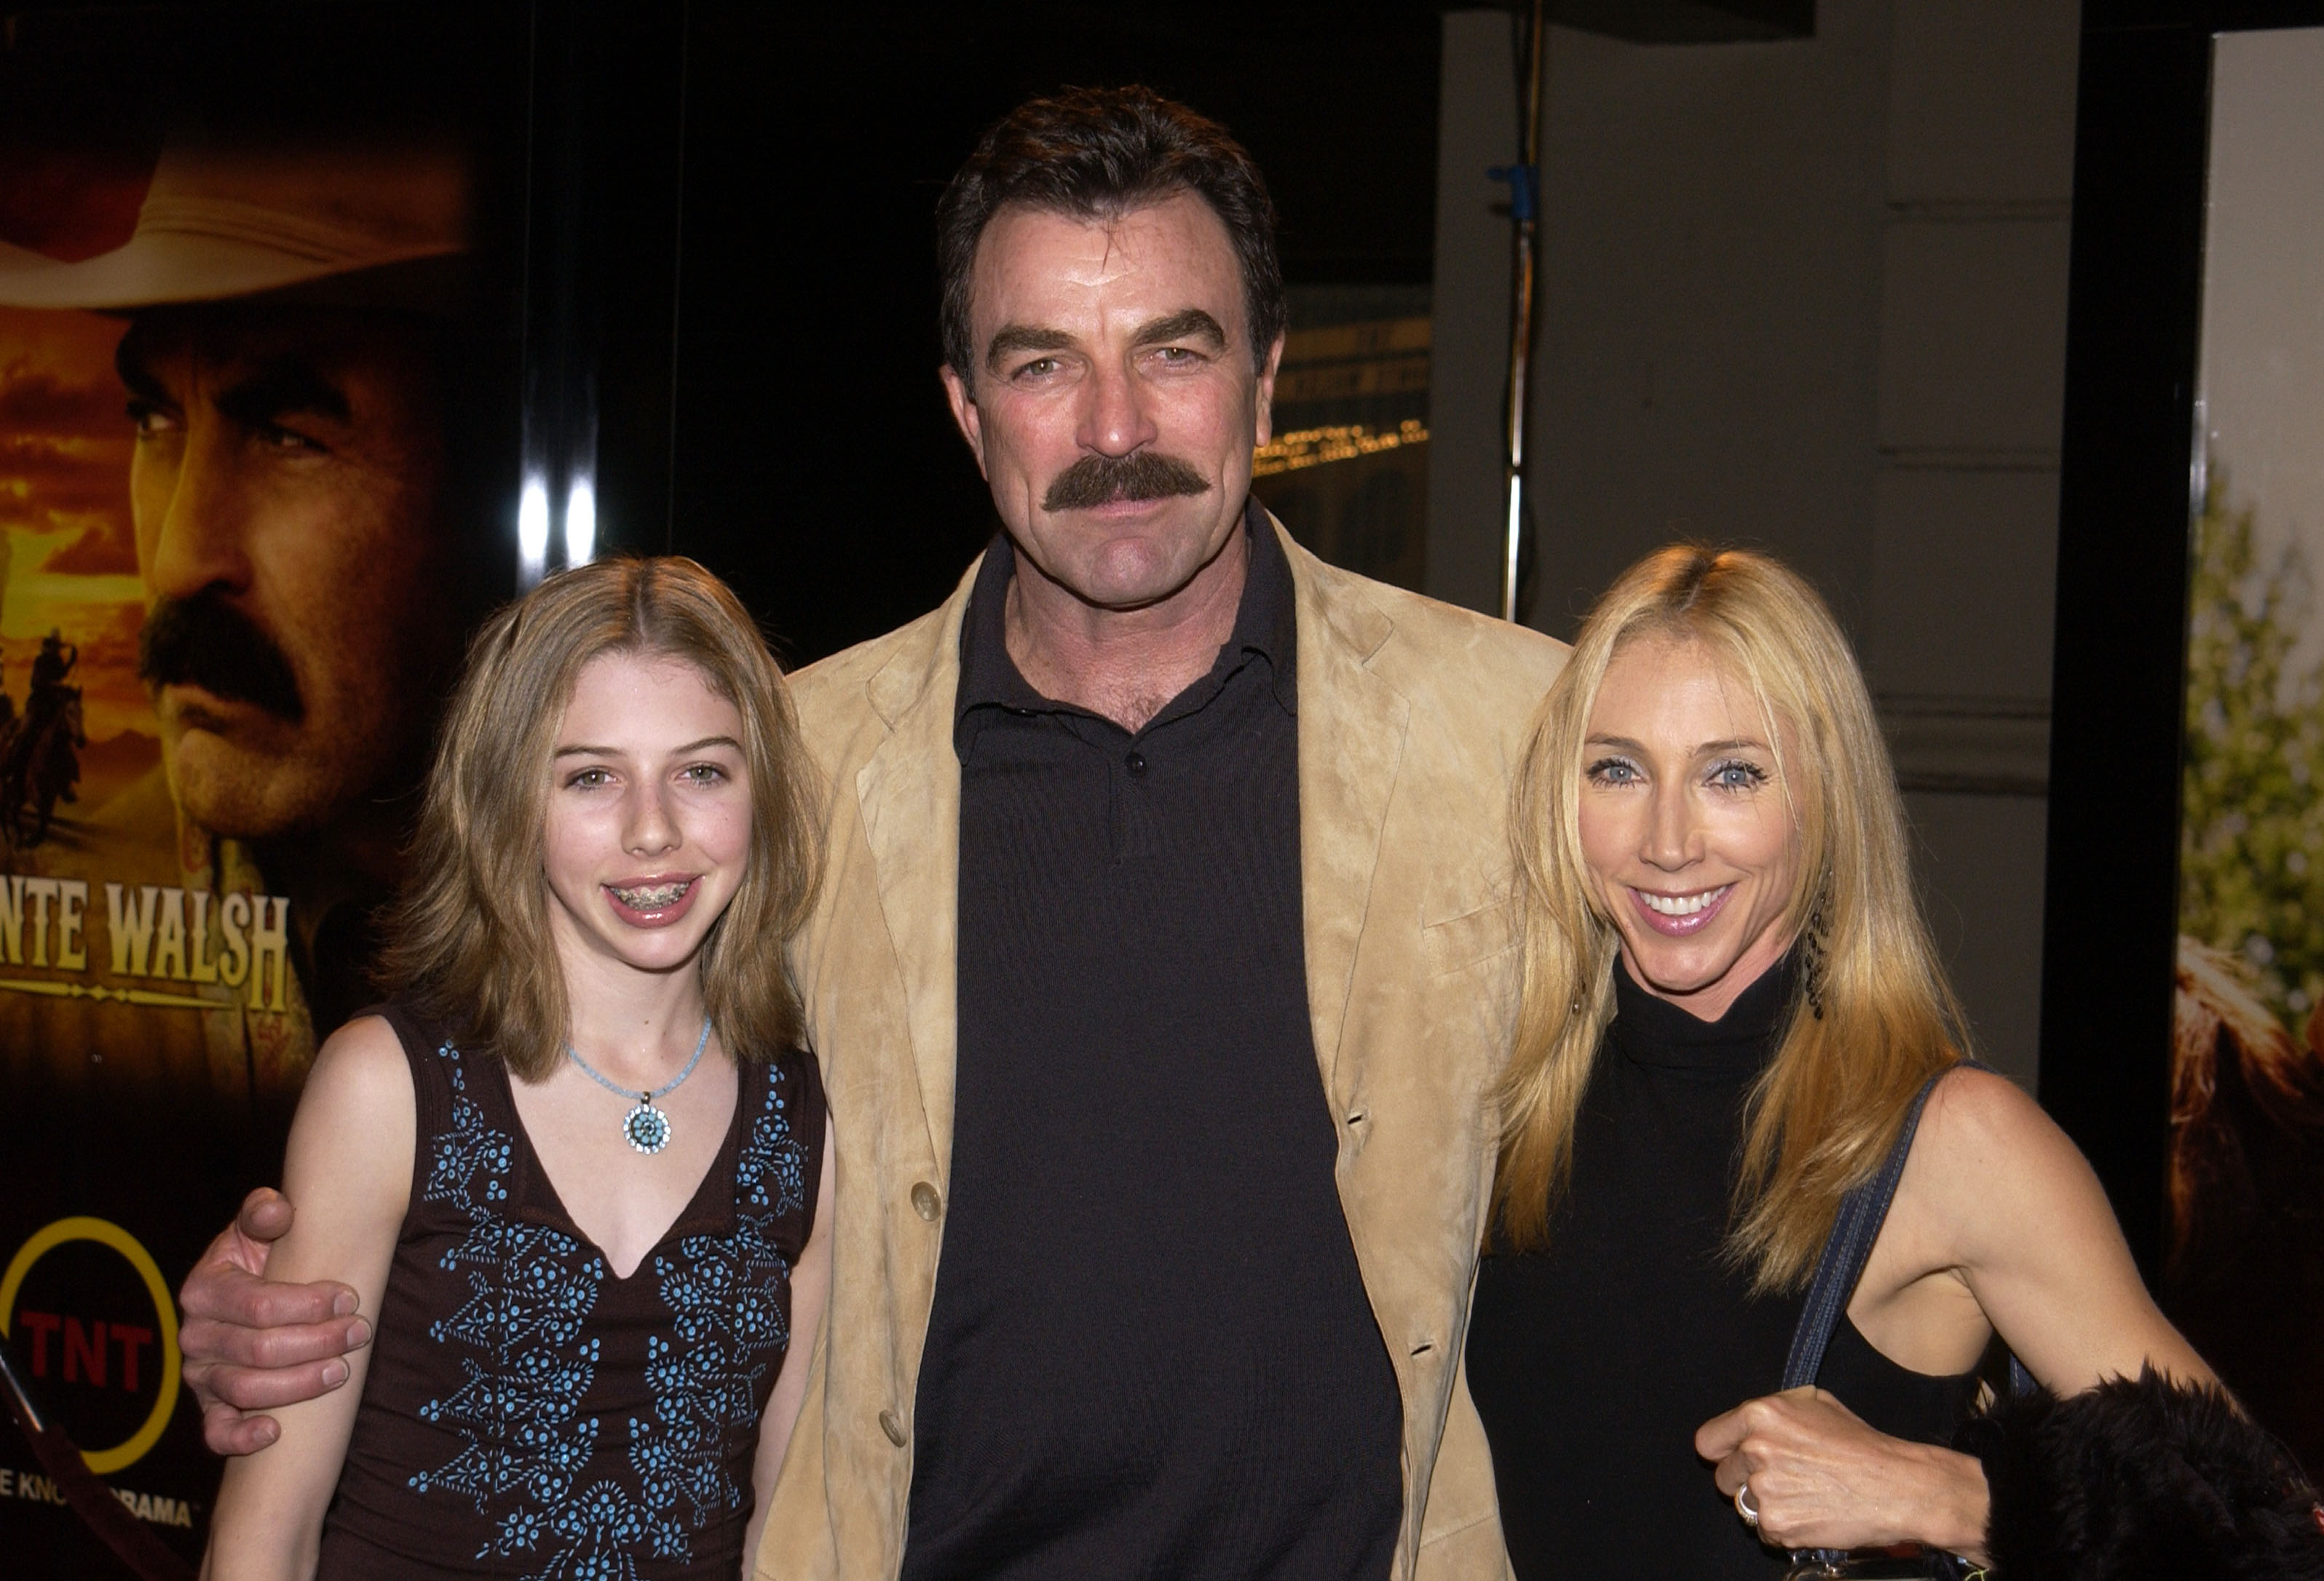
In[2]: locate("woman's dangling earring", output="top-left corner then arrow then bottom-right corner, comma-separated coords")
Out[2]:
1801,887 -> 1830,1021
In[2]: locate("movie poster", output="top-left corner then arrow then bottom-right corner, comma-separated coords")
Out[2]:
2170,24 -> 2324,1481
0,9 -> 523,1573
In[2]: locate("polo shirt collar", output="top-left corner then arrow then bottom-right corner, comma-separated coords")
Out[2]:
954,496 -> 1297,751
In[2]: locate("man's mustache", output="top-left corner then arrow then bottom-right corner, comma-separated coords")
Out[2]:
137,593 -> 305,724
1041,451 -> 1212,513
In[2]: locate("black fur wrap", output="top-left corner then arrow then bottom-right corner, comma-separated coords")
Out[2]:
1953,1368 -> 2324,1581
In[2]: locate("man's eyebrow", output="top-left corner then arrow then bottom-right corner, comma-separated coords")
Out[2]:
114,333 -> 172,410
1131,308 -> 1227,349
984,325 -> 1075,373
212,360 -> 353,428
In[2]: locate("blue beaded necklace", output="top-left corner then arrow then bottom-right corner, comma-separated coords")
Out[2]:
565,1016 -> 713,1155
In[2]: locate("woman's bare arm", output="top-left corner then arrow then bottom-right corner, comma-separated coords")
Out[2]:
744,1120 -> 834,1569
1698,1067 -> 2211,1561
201,1018 -> 414,1581
1907,1068 -> 2208,1390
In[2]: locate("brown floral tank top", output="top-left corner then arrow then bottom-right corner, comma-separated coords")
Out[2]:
315,999 -> 823,1579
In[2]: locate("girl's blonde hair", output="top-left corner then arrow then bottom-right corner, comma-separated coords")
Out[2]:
376,556 -> 821,1079
1493,543 -> 1967,1291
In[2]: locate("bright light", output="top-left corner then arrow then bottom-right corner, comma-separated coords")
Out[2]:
518,476 -> 550,587
564,476 -> 597,567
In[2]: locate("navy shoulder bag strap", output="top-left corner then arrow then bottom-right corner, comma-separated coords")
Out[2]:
1778,1059 -> 2034,1577
1782,1058 -> 2035,1395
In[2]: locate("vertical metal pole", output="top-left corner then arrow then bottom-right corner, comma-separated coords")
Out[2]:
1498,0 -> 1546,624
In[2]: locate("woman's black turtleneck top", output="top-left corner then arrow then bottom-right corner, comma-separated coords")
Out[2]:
1466,956 -> 1979,1580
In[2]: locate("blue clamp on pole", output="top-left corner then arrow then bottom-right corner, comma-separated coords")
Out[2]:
1487,162 -> 1538,223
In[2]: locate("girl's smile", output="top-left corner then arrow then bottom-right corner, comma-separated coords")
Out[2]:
544,651 -> 752,978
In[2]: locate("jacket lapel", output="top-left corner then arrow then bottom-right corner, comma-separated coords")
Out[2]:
1284,527 -> 1411,1105
852,561 -> 976,1184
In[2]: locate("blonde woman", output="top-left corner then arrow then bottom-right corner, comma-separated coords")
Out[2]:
1463,544 -> 2220,1577
202,558 -> 832,1580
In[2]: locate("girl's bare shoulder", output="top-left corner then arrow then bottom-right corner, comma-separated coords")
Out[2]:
304,1013 -> 414,1097
293,1014 -> 416,1138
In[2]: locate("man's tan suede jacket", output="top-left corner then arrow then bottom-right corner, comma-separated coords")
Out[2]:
756,523 -> 1566,1581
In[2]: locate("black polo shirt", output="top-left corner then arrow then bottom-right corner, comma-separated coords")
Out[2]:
900,503 -> 1403,1580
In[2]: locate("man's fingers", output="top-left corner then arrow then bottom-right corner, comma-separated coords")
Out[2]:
181,1310 -> 369,1379
180,1261 -> 359,1331
200,1400 -> 282,1458
234,1186 -> 295,1245
189,1354 -> 355,1414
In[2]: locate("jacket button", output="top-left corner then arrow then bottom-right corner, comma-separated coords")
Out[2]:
910,1181 -> 942,1221
879,1409 -> 907,1447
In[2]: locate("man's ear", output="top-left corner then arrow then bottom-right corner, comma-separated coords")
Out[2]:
1253,331 -> 1286,448
938,363 -> 990,479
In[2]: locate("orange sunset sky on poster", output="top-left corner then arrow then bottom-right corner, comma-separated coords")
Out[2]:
0,304 -> 162,809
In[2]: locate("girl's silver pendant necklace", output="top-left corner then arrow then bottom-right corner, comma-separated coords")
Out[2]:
566,1016 -> 713,1154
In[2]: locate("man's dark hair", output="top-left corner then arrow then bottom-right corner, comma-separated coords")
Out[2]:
936,86 -> 1286,387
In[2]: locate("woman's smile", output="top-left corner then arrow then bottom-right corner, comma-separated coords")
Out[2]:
1578,635 -> 1799,1021
1629,882 -> 1734,935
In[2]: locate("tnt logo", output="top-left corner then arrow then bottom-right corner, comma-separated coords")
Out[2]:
1,1217 -> 181,1474
10,1311 -> 157,1391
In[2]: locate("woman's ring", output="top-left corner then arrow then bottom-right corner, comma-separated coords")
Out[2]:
1734,1481 -> 1760,1529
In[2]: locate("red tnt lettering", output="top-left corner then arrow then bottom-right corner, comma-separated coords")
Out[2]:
16,1309 -> 60,1374
14,1312 -> 155,1392
112,1323 -> 153,1392
64,1317 -> 106,1386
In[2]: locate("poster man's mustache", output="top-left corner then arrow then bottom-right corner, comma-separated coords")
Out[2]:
1041,451 -> 1212,512
137,594 -> 305,724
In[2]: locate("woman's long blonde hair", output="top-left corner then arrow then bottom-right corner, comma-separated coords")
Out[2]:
1492,544 -> 1969,1291
376,556 -> 821,1080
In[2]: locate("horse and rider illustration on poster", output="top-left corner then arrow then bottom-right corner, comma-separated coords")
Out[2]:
0,630 -> 90,849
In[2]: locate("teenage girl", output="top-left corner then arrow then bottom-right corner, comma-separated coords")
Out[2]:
202,556 -> 832,1580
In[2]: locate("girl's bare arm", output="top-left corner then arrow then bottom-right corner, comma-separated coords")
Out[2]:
745,1120 -> 835,1569
201,1018 -> 414,1581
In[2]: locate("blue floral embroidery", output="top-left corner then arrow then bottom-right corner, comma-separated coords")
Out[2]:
638,1070 -> 810,1542
406,1039 -> 805,1579
407,1043 -> 608,1561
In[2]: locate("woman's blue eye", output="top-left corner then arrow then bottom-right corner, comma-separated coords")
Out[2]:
1586,757 -> 1640,785
1709,761 -> 1768,790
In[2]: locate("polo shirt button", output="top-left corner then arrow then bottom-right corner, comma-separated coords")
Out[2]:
910,1181 -> 942,1221
1124,750 -> 1147,777
879,1409 -> 907,1447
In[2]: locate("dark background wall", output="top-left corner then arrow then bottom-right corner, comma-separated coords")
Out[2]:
660,1 -> 1444,665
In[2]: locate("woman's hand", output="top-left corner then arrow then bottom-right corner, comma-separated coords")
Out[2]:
1695,1386 -> 1991,1564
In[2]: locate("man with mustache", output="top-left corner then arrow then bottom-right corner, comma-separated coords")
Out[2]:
183,89 -> 1564,1579
0,136 -> 473,1110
